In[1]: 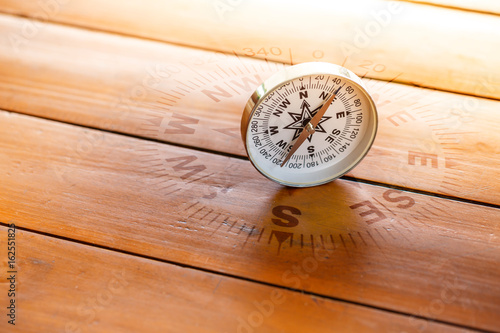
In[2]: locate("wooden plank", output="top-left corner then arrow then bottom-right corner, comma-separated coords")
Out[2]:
1,111 -> 499,331
0,226 -> 468,333
402,0 -> 500,15
0,0 -> 499,99
0,14 -> 499,205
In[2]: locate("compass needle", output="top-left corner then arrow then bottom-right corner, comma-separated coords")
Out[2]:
241,62 -> 378,187
281,87 -> 340,167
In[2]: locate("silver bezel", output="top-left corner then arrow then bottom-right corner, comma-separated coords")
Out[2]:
241,62 -> 378,187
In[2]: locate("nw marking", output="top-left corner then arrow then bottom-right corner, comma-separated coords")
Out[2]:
165,155 -> 207,180
164,113 -> 199,135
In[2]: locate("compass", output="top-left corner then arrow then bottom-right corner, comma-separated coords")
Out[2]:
241,62 -> 378,187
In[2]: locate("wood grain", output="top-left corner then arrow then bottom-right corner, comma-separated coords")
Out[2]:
0,226 -> 470,333
1,14 -> 499,205
1,110 -> 499,331
1,3 -> 499,331
0,0 -> 499,99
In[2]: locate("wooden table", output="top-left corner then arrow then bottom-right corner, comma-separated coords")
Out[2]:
1,1 -> 499,332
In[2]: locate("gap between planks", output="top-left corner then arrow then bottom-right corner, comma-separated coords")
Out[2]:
0,222 -> 485,333
1,110 -> 499,330
2,107 -> 499,211
0,1 -> 500,100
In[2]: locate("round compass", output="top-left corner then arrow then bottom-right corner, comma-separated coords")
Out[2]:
241,62 -> 378,187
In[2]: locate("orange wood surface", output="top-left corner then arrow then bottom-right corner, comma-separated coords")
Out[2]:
0,1 -> 499,332
1,111 -> 499,332
0,14 -> 499,206
0,0 -> 499,99
0,227 -> 470,333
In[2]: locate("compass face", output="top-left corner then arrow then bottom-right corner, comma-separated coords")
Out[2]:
241,62 -> 378,187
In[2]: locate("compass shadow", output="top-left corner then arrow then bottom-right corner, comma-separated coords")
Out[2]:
250,181 -> 378,263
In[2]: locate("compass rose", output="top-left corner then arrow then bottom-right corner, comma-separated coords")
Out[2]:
283,99 -> 331,142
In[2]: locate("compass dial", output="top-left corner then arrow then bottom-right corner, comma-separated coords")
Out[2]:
241,62 -> 378,187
